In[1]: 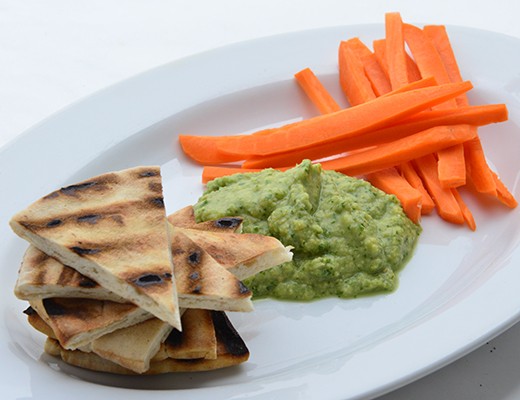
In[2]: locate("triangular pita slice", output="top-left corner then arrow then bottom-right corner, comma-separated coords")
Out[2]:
167,206 -> 243,233
171,229 -> 253,312
44,311 -> 249,374
177,228 -> 293,280
159,308 -> 217,360
89,318 -> 173,373
30,298 -> 152,350
10,166 -> 181,330
15,245 -> 126,302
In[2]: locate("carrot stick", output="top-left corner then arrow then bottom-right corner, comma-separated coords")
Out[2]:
339,41 -> 376,106
202,166 -> 265,184
318,124 -> 477,177
363,53 -> 392,96
217,81 -> 473,158
464,135 -> 497,195
412,153 -> 464,224
294,68 -> 341,114
492,172 -> 518,208
179,135 -> 245,164
423,24 -> 498,195
403,22 -> 466,187
399,162 -> 436,214
381,76 -> 437,97
385,12 -> 409,89
451,188 -> 476,230
366,168 -> 422,223
372,39 -> 389,75
241,103 -> 507,169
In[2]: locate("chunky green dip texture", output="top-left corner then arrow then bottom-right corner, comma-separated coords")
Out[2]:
194,160 -> 421,301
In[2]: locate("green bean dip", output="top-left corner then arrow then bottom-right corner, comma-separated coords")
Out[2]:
194,160 -> 421,301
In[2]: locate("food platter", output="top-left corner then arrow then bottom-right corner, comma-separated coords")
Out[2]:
1,24 -> 519,400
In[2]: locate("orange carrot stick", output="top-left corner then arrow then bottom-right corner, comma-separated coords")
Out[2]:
399,162 -> 436,214
412,153 -> 464,225
385,12 -> 409,89
492,172 -> 518,208
339,41 -> 376,106
318,124 -> 477,177
179,135 -> 245,165
217,81 -> 473,158
202,166 -> 265,184
366,168 -> 422,223
241,103 -> 507,169
451,188 -> 476,230
294,68 -> 341,114
373,38 -> 389,75
381,76 -> 437,97
423,24 -> 498,195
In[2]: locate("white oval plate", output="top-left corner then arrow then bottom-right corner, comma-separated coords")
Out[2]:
1,24 -> 519,400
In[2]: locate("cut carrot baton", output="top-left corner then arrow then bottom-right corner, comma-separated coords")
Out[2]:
339,41 -> 376,106
399,162 -> 436,214
366,168 -> 423,223
318,124 -> 477,177
492,172 -> 518,209
423,24 -> 498,196
381,76 -> 437,97
385,12 -> 409,89
179,134 -> 246,165
403,22 -> 467,188
451,188 -> 476,230
217,81 -> 473,159
202,166 -> 266,184
412,153 -> 464,225
294,68 -> 341,114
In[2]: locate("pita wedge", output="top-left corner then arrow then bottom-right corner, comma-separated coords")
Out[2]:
29,298 -> 152,350
177,227 -> 293,280
171,229 -> 253,312
43,311 -> 248,375
89,318 -> 173,373
15,245 -> 126,302
9,166 -> 181,330
159,308 -> 217,361
167,206 -> 243,233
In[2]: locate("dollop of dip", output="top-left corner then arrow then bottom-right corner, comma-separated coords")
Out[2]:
194,160 -> 421,301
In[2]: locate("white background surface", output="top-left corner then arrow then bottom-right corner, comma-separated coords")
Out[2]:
2,1 -> 520,398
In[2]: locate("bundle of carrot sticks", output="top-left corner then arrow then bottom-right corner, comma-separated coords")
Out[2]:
178,12 -> 517,229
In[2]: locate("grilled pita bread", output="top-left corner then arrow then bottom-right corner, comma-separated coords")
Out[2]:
172,229 -> 253,312
43,311 -> 248,374
15,246 -> 126,302
10,166 -> 181,330
160,308 -> 217,360
30,298 -> 152,350
167,206 -> 243,233
177,228 -> 293,280
89,318 -> 173,373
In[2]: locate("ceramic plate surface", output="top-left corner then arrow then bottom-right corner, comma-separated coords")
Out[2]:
1,24 -> 519,400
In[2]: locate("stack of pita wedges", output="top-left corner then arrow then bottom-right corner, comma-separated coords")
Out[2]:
9,166 -> 292,375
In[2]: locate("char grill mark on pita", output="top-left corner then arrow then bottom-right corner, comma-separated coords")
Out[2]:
10,166 -> 181,330
167,206 -> 243,233
162,308 -> 217,360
